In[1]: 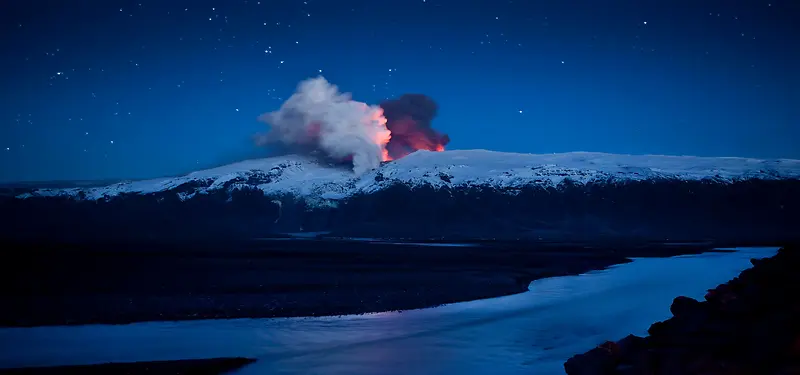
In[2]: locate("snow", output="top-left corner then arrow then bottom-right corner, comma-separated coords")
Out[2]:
17,149 -> 800,202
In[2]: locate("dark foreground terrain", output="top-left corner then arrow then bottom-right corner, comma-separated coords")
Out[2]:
3,177 -> 799,244
0,239 -> 724,327
564,245 -> 800,375
0,357 -> 256,375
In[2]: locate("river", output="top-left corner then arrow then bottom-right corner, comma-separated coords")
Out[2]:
0,246 -> 778,375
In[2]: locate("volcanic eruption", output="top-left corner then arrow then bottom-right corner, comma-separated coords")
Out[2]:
255,76 -> 449,174
380,94 -> 450,160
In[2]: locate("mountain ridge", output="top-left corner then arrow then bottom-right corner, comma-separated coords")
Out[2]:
3,150 -> 799,243
14,150 -> 800,203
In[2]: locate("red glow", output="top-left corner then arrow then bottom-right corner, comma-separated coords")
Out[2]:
383,116 -> 449,160
306,106 -> 447,164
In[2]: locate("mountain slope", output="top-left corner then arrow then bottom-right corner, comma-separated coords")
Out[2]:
3,150 -> 800,243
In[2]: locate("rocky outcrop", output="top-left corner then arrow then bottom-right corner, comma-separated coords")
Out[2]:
564,245 -> 800,375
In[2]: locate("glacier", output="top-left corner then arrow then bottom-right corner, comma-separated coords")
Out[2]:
2,150 -> 799,243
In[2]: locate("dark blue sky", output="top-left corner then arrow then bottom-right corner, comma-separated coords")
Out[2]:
1,0 -> 798,182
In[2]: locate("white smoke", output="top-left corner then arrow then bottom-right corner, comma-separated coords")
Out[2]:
256,77 -> 392,175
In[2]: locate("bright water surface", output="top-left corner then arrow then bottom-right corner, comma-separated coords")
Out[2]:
0,247 -> 778,375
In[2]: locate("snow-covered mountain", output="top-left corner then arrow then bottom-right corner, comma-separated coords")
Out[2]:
3,150 -> 800,243
16,150 -> 800,202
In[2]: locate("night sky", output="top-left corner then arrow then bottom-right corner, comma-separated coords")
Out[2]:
1,0 -> 797,183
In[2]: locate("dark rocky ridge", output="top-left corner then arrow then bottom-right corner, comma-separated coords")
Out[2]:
1,177 -> 799,243
563,245 -> 800,375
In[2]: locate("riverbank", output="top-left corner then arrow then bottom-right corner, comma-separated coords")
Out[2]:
1,239 -> 721,327
0,357 -> 255,375
564,245 -> 800,374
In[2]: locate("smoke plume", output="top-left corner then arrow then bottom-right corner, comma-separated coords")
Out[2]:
380,94 -> 450,160
256,76 -> 449,174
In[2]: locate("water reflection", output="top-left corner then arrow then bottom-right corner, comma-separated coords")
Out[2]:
0,247 -> 778,375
